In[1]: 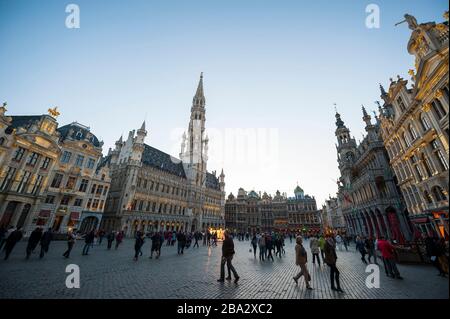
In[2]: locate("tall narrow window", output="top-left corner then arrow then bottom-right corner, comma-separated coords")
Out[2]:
432,99 -> 447,120
26,152 -> 40,166
397,96 -> 407,112
41,157 -> 51,170
50,173 -> 63,188
31,175 -> 43,195
408,124 -> 418,141
431,139 -> 449,171
13,147 -> 25,161
75,155 -> 84,167
420,114 -> 431,131
61,151 -> 72,163
0,167 -> 16,190
16,171 -> 31,193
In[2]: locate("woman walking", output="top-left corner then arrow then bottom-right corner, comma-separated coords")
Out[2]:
324,234 -> 344,293
293,236 -> 313,290
115,231 -> 124,249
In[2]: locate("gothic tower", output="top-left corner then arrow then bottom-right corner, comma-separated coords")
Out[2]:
335,111 -> 357,187
181,73 -> 208,187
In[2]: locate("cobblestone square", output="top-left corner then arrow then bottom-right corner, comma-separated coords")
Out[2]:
0,238 -> 448,299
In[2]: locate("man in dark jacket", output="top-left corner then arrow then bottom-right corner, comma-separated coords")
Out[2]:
107,231 -> 115,250
324,235 -> 343,293
218,231 -> 239,283
82,230 -> 95,255
26,227 -> 43,259
4,227 -> 23,260
39,228 -> 53,258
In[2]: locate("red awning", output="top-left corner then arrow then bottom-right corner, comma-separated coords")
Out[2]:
39,210 -> 51,218
70,212 -> 80,220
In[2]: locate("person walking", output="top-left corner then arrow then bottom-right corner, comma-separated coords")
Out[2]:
3,227 -> 23,260
39,228 -> 53,259
377,236 -> 403,279
318,235 -> 326,262
150,232 -> 161,259
97,229 -> 106,246
310,235 -> 321,266
107,231 -> 115,250
82,230 -> 95,255
266,234 -> 274,261
115,231 -> 124,249
26,227 -> 43,259
217,231 -> 239,283
335,234 -> 343,251
193,231 -> 200,248
324,235 -> 344,293
258,234 -> 266,261
63,231 -> 76,258
293,236 -> 313,289
365,237 -> 378,264
356,236 -> 368,264
133,231 -> 145,261
251,234 -> 258,258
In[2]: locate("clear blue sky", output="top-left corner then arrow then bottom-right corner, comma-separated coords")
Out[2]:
0,0 -> 448,206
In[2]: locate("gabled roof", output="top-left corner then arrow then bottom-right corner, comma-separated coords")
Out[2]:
8,115 -> 42,130
142,144 -> 186,178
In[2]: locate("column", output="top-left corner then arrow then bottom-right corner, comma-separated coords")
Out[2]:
382,212 -> 392,239
0,199 -> 9,223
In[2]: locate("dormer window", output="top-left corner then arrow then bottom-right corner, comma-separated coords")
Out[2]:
75,131 -> 83,139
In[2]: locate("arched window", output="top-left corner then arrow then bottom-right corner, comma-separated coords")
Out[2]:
420,114 -> 431,131
432,99 -> 447,120
403,132 -> 411,147
423,190 -> 433,204
408,124 -> 418,141
432,186 -> 447,202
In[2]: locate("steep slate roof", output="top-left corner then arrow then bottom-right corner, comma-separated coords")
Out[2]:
57,123 -> 101,147
206,172 -> 220,190
7,115 -> 43,132
142,144 -> 186,178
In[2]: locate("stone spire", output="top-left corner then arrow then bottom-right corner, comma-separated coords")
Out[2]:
379,83 -> 387,96
193,72 -> 205,108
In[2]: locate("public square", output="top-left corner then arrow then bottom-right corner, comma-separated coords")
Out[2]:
0,238 -> 448,299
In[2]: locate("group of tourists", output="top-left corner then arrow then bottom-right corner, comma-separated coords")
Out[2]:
250,232 -> 286,261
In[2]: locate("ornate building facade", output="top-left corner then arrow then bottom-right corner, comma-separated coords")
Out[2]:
36,122 -> 111,234
0,106 -> 111,236
100,74 -> 226,236
225,186 -> 321,233
0,106 -> 61,234
335,108 -> 413,243
378,13 -> 449,239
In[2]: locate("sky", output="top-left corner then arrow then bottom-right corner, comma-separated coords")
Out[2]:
0,0 -> 448,206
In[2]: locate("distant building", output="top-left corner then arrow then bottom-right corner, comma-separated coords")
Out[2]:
323,197 -> 346,232
225,186 -> 321,233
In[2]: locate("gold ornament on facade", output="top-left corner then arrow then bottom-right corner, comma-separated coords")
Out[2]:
444,11 -> 449,21
435,23 -> 447,31
434,89 -> 443,99
48,106 -> 60,118
408,69 -> 415,77
422,103 -> 432,112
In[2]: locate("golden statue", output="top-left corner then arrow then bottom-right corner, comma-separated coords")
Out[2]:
48,106 -> 60,118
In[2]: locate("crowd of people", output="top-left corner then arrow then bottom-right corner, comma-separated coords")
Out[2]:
1,224 -> 448,293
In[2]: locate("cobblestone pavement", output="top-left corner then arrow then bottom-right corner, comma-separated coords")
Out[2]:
0,238 -> 448,299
